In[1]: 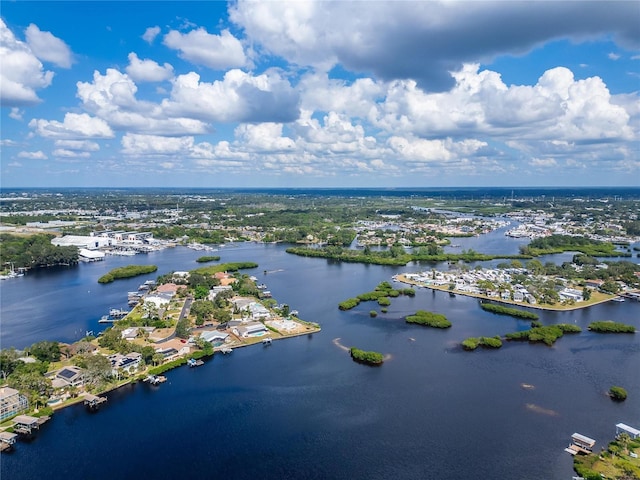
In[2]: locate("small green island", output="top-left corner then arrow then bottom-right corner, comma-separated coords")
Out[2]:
350,347 -> 384,366
195,255 -> 221,263
461,336 -> 503,350
608,386 -> 628,401
480,302 -> 539,320
405,310 -> 451,328
338,281 -> 414,311
505,323 -> 581,346
97,265 -> 158,284
588,321 -> 636,333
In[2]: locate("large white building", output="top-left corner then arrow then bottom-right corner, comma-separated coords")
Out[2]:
0,387 -> 29,421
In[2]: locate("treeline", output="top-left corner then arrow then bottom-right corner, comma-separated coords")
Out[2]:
480,303 -> 539,320
98,265 -> 158,283
521,235 -> 630,257
288,245 -> 530,267
588,321 -> 635,333
0,233 -> 78,269
192,262 -> 258,275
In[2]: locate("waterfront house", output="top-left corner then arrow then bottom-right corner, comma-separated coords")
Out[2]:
200,331 -> 230,344
234,323 -> 268,338
559,288 -> 583,302
108,352 -> 142,375
566,433 -> 596,455
585,279 -> 604,289
51,366 -> 85,389
0,387 -> 29,421
616,423 -> 640,440
248,302 -> 271,320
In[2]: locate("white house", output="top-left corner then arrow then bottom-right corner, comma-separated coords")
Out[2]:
50,366 -> 85,389
200,331 -> 230,344
0,387 -> 29,421
108,352 -> 142,375
234,323 -> 268,338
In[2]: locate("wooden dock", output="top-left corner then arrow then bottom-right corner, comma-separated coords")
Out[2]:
0,431 -> 17,453
84,394 -> 108,410
144,375 -> 167,385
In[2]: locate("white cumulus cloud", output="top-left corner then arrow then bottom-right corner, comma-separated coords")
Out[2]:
25,23 -> 73,68
0,19 -> 54,106
18,150 -> 47,159
142,26 -> 161,44
29,113 -> 114,139
163,28 -> 246,69
126,52 -> 174,82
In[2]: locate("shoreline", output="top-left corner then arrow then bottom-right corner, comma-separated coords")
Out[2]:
395,274 -> 617,312
41,325 -> 321,416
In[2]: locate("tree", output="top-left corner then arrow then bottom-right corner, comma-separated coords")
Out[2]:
175,318 -> 190,339
526,259 -> 544,275
582,287 -> 592,301
194,285 -> 209,300
77,354 -> 112,387
601,280 -> 619,294
8,371 -> 53,408
28,341 -> 61,362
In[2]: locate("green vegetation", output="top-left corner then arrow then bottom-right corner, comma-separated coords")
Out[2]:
521,234 -> 630,257
192,261 -> 258,275
195,255 -> 221,263
461,336 -> 503,350
480,302 -> 539,320
505,323 -> 581,346
339,298 -> 361,310
369,310 -> 378,318
405,310 -> 451,328
588,321 -> 636,333
288,245 -> 530,266
609,386 -> 628,401
574,436 -> 640,479
350,347 -> 384,365
97,264 -> 158,283
338,281 -> 414,310
0,233 -> 78,270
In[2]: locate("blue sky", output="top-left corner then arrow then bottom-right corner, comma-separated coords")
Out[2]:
1,1 -> 638,188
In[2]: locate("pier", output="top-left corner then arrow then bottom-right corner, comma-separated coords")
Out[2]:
0,432 -> 17,452
12,415 -> 41,436
187,358 -> 204,367
565,432 -> 596,455
84,394 -> 108,410
144,375 -> 167,385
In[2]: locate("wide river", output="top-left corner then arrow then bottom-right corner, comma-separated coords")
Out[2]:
1,226 -> 639,479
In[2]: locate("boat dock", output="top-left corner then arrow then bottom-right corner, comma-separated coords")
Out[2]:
220,347 -> 233,354
109,308 -> 129,318
12,415 -> 48,436
84,394 -> 108,410
144,375 -> 167,385
565,432 -> 596,455
187,358 -> 204,367
0,431 -> 17,452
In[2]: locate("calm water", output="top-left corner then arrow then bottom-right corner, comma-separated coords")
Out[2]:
1,232 -> 639,479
